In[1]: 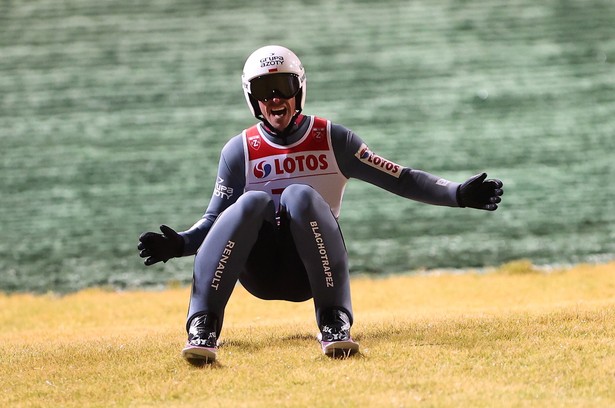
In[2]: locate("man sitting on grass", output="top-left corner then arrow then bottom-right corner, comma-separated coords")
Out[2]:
138,45 -> 504,364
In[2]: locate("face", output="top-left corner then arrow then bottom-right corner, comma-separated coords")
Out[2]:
258,97 -> 296,132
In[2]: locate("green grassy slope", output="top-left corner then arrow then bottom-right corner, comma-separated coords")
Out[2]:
1,0 -> 614,292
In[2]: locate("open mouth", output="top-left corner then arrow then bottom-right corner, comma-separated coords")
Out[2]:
271,108 -> 287,117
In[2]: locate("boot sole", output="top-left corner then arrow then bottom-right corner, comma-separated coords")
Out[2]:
321,339 -> 360,358
182,344 -> 217,365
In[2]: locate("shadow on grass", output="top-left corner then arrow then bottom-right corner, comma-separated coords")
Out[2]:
219,332 -> 370,361
185,359 -> 225,370
218,332 -> 316,351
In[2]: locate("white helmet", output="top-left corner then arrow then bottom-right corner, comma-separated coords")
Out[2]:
241,45 -> 307,120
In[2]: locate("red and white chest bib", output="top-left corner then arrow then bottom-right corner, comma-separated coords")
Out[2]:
243,116 -> 348,217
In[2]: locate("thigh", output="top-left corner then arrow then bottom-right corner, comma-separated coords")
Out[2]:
239,217 -> 312,302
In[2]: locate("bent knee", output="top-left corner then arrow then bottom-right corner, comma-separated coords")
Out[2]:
234,191 -> 275,216
280,184 -> 327,214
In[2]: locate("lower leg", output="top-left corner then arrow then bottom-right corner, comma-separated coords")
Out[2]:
279,184 -> 353,327
187,191 -> 276,334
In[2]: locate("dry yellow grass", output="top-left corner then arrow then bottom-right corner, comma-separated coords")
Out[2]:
1,261 -> 614,407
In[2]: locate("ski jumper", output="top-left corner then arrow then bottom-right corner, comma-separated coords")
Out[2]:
179,115 -> 461,334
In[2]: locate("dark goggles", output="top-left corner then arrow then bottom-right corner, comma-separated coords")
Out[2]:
249,73 -> 300,102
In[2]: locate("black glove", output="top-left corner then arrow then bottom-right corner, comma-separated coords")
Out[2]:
457,172 -> 504,211
138,225 -> 184,266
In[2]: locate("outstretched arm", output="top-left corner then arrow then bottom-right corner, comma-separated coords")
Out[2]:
178,136 -> 247,255
137,136 -> 246,265
331,125 -> 503,209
